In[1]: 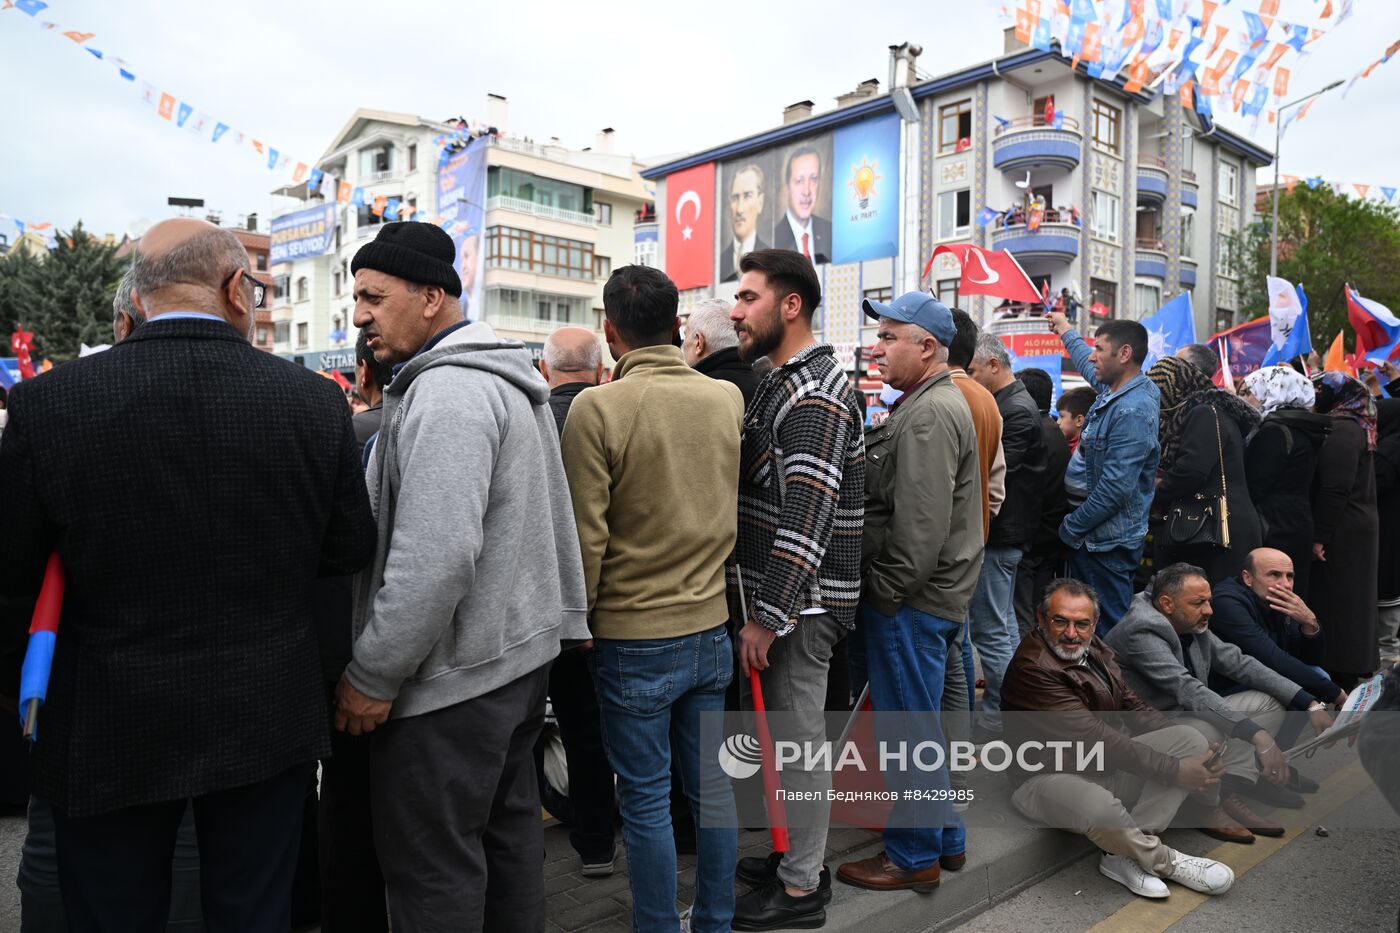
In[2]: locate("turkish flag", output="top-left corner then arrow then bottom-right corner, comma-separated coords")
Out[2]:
923,244 -> 1042,305
664,162 -> 715,291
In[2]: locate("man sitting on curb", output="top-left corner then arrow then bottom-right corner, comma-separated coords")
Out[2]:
1106,564 -> 1327,840
1002,578 -> 1236,899
1210,548 -> 1346,762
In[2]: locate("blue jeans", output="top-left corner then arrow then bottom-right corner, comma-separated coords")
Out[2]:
861,604 -> 966,871
591,625 -> 737,933
968,545 -> 1023,733
1070,546 -> 1141,636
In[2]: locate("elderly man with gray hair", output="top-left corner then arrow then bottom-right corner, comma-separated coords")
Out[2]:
966,331 -> 1047,739
540,325 -> 605,435
112,267 -> 145,343
683,298 -> 759,406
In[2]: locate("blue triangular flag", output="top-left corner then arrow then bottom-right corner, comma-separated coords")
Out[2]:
176,103 -> 193,128
15,0 -> 48,16
85,47 -> 103,60
268,148 -> 280,170
212,123 -> 229,143
1140,291 -> 1196,368
118,68 -> 135,81
1382,187 -> 1397,202
384,198 -> 401,221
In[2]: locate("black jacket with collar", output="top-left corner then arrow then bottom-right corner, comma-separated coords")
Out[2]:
0,318 -> 376,817
988,379 -> 1047,549
694,346 -> 759,408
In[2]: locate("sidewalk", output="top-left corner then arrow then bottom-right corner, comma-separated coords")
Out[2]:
542,775 -> 1094,933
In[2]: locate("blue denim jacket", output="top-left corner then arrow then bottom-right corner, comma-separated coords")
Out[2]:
1057,330 -> 1160,552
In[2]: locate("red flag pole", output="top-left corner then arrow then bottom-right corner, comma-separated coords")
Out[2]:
736,568 -> 789,853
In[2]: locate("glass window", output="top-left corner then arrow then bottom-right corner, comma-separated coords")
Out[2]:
1180,209 -> 1195,258
1181,133 -> 1195,177
935,279 -> 960,309
358,146 -> 392,177
1032,96 -> 1056,126
1217,234 -> 1238,278
938,100 -> 973,154
274,274 -> 290,300
1090,279 -> 1117,317
485,226 -> 595,278
1091,99 -> 1121,154
407,143 -> 417,172
1218,162 -> 1238,205
296,322 -> 309,347
296,277 -> 309,303
1091,189 -> 1120,242
596,202 -> 613,225
1134,284 -> 1161,319
594,255 -> 611,278
255,251 -> 267,271
488,167 -> 588,214
333,271 -> 342,296
938,189 -> 971,240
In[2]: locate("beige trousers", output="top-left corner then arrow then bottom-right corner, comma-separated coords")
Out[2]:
1180,689 -> 1287,785
1011,724 -> 1207,875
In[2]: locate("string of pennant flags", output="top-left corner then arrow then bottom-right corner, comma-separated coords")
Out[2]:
0,0 -> 497,237
995,0 -> 1394,140
1277,174 -> 1400,203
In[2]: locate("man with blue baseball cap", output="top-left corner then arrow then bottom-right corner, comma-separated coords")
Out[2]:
838,291 -> 985,893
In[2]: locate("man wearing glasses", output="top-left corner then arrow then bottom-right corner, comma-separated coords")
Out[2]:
0,217 -> 376,928
1002,579 -> 1237,901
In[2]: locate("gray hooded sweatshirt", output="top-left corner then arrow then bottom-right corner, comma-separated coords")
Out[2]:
346,321 -> 589,719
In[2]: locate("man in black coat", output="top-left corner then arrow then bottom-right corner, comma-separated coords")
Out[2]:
0,218 -> 376,931
967,332 -> 1047,736
352,328 -> 393,452
1210,549 -> 1349,725
1013,367 -> 1072,637
683,297 -> 760,407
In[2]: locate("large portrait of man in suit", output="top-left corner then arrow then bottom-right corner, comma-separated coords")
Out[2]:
773,139 -> 833,266
719,160 -> 771,282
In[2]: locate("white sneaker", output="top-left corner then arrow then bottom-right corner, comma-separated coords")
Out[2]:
1164,850 -> 1235,895
679,906 -> 692,933
1098,854 -> 1169,898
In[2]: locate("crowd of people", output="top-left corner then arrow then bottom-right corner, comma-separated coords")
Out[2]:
1,217 -> 1397,932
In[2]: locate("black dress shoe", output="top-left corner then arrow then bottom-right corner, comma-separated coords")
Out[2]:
1286,770 -> 1320,794
736,851 -> 832,904
1235,777 -> 1306,809
731,880 -> 827,931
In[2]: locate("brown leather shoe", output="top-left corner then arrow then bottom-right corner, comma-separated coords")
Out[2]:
837,852 -> 941,892
940,851 -> 967,872
1221,792 -> 1286,837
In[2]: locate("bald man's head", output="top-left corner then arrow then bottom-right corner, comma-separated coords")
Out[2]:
133,218 -> 259,336
540,326 -> 604,387
1241,547 -> 1297,601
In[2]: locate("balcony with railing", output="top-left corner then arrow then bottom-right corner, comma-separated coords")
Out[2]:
991,211 -> 1081,261
1181,170 -> 1199,208
992,115 -> 1083,173
486,194 -> 598,227
1135,236 -> 1168,279
1180,254 -> 1198,287
1136,156 -> 1169,204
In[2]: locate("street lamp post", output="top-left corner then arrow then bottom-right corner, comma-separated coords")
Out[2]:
1271,80 -> 1344,277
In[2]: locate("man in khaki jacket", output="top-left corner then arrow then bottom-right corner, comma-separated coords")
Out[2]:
560,264 -> 743,933
838,292 -> 984,893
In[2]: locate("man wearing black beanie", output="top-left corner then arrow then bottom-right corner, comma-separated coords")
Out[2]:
337,221 -> 591,932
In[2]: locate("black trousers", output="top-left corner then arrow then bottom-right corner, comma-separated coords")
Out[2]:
319,697 -> 387,933
370,665 -> 550,933
547,646 -> 616,862
52,762 -> 313,933
1014,550 -> 1066,639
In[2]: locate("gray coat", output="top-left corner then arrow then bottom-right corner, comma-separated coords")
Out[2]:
1104,592 -> 1307,736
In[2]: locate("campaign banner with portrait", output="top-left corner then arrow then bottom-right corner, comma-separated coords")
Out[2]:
772,135 -> 834,267
831,113 -> 900,265
718,152 -> 777,284
269,204 -> 337,265
437,137 -> 489,321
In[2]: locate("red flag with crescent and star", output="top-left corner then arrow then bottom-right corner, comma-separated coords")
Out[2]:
922,244 -> 1042,304
11,326 -> 36,379
664,162 -> 715,291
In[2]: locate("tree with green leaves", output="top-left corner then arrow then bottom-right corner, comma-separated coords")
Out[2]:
0,223 -> 128,362
1233,183 -> 1400,348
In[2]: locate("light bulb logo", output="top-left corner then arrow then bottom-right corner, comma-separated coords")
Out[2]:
849,158 -> 881,209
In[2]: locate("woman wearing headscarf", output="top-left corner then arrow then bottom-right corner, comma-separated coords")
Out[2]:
1148,356 -> 1263,583
1240,365 -> 1332,599
1310,371 -> 1380,686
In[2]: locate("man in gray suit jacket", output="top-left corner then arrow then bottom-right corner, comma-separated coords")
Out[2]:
1105,563 -> 1324,831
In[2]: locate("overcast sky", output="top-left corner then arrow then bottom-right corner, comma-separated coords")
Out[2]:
2,0 -> 1398,237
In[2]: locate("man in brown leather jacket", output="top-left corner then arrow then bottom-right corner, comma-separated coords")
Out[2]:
1001,579 -> 1237,900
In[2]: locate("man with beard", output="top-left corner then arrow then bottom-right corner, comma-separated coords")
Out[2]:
720,164 -> 770,283
1003,579 -> 1236,900
771,148 -> 831,265
727,249 -> 864,929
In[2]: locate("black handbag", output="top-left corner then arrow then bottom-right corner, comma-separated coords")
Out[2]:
1165,406 -> 1232,550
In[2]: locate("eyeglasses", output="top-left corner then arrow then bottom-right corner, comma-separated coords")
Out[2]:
1046,615 -> 1096,634
221,269 -> 268,310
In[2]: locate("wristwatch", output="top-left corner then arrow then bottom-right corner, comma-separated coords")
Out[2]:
1307,701 -> 1326,712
